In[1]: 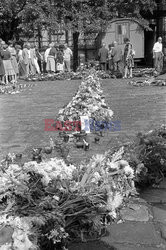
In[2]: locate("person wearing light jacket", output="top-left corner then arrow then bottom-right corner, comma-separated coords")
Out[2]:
44,43 -> 52,71
63,43 -> 72,72
153,37 -> 164,73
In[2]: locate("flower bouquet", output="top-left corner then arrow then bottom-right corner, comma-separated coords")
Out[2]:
124,124 -> 166,186
0,145 -> 136,249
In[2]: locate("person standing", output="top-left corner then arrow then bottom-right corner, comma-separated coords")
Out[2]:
108,44 -> 113,72
8,41 -> 19,78
123,38 -> 134,79
44,43 -> 52,72
111,41 -> 123,74
30,44 -> 40,74
22,43 -> 35,77
56,45 -> 64,72
153,37 -> 164,74
17,45 -> 26,78
35,46 -> 43,73
98,43 -> 108,71
0,41 -> 5,83
46,42 -> 57,73
1,44 -> 16,84
63,43 -> 72,72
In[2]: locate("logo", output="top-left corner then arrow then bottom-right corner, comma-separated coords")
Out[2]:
44,119 -> 121,132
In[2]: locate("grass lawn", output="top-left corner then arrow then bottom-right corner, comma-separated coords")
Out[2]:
0,78 -> 166,161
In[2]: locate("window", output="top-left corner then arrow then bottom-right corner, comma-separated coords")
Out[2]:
116,22 -> 130,44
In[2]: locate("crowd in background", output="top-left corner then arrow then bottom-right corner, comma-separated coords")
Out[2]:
98,37 -> 135,78
0,40 -> 73,84
0,36 -> 163,84
98,36 -> 163,78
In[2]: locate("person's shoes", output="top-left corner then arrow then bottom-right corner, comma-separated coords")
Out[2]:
123,76 -> 127,79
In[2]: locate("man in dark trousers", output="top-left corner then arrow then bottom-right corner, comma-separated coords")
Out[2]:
98,43 -> 108,71
111,41 -> 123,74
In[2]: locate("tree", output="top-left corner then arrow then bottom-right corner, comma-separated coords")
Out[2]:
55,0 -> 156,71
0,0 -> 27,41
0,0 -> 60,43
0,0 -> 156,69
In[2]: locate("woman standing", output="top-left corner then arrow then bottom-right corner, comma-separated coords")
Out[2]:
8,41 -> 19,78
35,45 -> 43,73
17,45 -> 26,78
123,38 -> 134,79
1,44 -> 16,84
56,45 -> 64,72
31,44 -> 40,75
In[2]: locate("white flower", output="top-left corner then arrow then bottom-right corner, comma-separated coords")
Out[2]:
53,195 -> 60,201
123,165 -> 134,178
12,230 -> 35,250
93,172 -> 101,181
0,243 -> 12,250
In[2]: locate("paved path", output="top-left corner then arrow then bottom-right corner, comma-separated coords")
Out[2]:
101,180 -> 166,249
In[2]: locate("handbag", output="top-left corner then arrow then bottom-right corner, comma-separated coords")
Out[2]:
131,49 -> 136,56
57,62 -> 64,71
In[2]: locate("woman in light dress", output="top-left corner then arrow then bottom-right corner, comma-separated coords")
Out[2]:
1,44 -> 16,84
123,38 -> 134,79
17,45 -> 26,78
8,41 -> 19,80
56,45 -> 64,72
31,44 -> 40,74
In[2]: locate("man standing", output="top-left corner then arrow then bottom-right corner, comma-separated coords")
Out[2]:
111,41 -> 123,73
153,37 -> 164,73
22,43 -> 35,77
98,43 -> 108,71
44,43 -> 52,72
46,42 -> 57,73
63,43 -> 72,72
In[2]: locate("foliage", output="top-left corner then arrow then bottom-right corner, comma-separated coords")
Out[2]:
0,0 -> 26,41
0,0 -> 156,71
124,125 -> 166,186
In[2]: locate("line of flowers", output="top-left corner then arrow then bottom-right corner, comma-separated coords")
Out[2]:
57,69 -> 114,123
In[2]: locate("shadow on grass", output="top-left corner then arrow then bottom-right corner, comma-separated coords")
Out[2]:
68,240 -> 117,250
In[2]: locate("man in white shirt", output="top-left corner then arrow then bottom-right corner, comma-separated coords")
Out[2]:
153,37 -> 164,73
22,43 -> 35,77
44,43 -> 52,65
63,43 -> 73,72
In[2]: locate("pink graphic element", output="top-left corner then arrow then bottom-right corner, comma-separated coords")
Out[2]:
44,119 -> 81,132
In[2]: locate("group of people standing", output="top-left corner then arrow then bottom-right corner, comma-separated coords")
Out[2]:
44,43 -> 73,74
0,40 -> 19,84
98,38 -> 135,78
0,40 -> 73,84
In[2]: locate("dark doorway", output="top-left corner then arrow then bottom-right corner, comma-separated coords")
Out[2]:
144,25 -> 155,67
